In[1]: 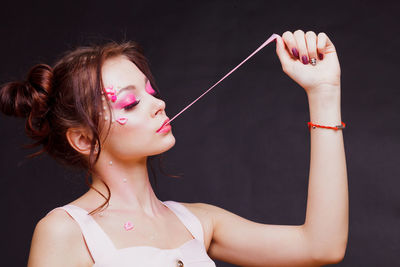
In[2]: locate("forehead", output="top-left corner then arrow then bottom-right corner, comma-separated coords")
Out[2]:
101,56 -> 145,87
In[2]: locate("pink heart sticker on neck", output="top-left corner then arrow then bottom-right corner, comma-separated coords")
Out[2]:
124,221 -> 134,231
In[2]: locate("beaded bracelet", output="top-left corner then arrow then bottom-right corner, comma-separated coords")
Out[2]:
307,122 -> 346,131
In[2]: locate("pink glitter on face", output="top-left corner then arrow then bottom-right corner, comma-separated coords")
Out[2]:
145,80 -> 156,95
104,85 -> 117,102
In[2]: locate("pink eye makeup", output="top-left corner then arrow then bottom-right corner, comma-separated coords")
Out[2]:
145,80 -> 156,95
115,93 -> 140,110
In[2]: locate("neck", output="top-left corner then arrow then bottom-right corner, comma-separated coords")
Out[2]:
90,156 -> 162,216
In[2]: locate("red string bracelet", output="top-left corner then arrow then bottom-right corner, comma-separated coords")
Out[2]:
307,122 -> 346,131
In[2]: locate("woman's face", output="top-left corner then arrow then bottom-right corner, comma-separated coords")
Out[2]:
99,55 -> 175,161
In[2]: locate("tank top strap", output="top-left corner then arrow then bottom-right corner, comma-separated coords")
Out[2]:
163,201 -> 205,244
47,205 -> 116,263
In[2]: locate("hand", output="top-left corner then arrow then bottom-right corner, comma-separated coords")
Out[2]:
276,30 -> 341,96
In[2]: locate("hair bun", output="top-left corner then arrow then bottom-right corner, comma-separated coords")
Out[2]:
0,64 -> 52,117
0,64 -> 53,140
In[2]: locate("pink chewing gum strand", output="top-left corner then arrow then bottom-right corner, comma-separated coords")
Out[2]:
116,117 -> 128,125
124,221 -> 134,231
166,33 -> 279,126
145,80 -> 156,95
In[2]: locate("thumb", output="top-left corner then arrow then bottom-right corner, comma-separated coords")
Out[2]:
275,35 -> 292,68
317,32 -> 336,57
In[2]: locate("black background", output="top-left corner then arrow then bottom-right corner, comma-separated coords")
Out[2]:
1,0 -> 399,266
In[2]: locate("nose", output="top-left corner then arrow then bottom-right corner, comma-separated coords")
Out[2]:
152,98 -> 166,117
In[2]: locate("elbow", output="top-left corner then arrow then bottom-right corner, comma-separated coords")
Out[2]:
311,242 -> 347,265
302,224 -> 348,265
322,249 -> 346,265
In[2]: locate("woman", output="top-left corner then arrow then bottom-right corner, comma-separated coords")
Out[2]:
1,30 -> 348,266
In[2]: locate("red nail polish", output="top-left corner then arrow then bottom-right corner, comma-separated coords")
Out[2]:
292,48 -> 299,58
302,56 -> 309,65
318,53 -> 324,60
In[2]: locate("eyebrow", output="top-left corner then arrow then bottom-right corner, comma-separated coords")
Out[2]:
116,77 -> 149,96
116,85 -> 136,96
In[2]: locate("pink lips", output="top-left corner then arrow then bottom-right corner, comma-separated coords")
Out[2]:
156,118 -> 171,133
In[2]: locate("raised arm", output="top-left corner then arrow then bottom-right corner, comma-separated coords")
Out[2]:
195,30 -> 348,267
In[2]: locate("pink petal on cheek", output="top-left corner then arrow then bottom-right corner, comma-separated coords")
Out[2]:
145,80 -> 156,95
116,117 -> 128,125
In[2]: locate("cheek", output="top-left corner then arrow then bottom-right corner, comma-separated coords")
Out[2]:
112,114 -> 149,136
107,114 -> 154,152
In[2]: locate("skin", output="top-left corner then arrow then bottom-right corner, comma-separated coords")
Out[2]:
27,30 -> 348,267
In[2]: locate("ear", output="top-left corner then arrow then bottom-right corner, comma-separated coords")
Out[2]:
66,127 -> 93,156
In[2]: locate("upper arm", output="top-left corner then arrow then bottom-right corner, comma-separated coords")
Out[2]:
27,209 -> 91,267
196,204 -> 341,267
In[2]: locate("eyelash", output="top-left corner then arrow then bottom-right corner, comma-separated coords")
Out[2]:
122,90 -> 161,111
124,100 -> 140,111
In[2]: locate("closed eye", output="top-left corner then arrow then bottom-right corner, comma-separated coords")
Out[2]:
124,100 -> 140,110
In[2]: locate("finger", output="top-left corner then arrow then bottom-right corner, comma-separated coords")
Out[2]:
317,32 -> 337,61
305,31 -> 317,65
316,32 -> 327,60
282,31 -> 299,59
275,35 -> 292,70
293,29 -> 309,65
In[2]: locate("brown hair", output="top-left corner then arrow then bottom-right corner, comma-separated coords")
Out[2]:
0,41 -> 162,215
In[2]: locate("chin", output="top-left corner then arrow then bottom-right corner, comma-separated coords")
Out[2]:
163,134 -> 176,151
151,134 -> 176,155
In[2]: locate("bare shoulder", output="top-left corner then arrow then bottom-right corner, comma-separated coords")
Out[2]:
28,208 -> 92,267
181,202 -> 235,221
178,202 -> 226,250
181,202 -> 222,218
36,208 -> 80,238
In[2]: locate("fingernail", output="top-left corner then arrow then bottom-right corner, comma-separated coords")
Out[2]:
302,55 -> 309,65
318,53 -> 324,60
292,48 -> 299,58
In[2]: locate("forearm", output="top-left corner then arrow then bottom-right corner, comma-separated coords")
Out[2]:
302,87 -> 349,261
